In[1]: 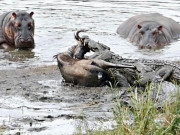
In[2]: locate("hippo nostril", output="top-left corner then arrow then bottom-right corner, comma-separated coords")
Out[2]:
20,38 -> 32,43
27,38 -> 32,42
20,39 -> 25,43
139,45 -> 143,49
147,44 -> 152,49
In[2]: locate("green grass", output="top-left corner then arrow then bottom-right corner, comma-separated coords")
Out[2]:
0,126 -> 5,135
75,83 -> 180,135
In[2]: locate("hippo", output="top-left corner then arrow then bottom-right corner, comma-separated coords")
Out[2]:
0,11 -> 35,50
55,30 -> 135,87
117,13 -> 180,49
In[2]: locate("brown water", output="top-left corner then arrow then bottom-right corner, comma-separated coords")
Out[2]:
0,0 -> 180,134
0,0 -> 180,69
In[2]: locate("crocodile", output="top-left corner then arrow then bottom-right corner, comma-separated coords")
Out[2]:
78,31 -> 179,107
56,30 -> 179,107
105,55 -> 180,86
80,31 -> 180,86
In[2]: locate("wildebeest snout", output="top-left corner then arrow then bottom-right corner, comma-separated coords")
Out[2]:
73,30 -> 91,59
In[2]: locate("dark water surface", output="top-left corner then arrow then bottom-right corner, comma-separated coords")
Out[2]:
0,0 -> 180,69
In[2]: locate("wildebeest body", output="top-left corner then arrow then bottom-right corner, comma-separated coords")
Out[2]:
57,52 -> 110,87
56,30 -> 135,87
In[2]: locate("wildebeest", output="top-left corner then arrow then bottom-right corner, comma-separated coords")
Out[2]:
117,13 -> 180,49
0,11 -> 35,50
55,30 -> 135,87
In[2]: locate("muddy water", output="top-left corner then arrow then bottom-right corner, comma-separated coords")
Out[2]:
0,0 -> 180,69
0,0 -> 180,134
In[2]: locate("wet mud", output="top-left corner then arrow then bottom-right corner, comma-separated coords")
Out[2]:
0,65 -> 121,134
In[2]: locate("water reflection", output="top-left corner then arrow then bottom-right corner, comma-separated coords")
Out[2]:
4,50 -> 35,62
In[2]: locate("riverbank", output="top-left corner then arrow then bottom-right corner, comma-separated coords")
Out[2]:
0,65 -> 120,134
76,85 -> 180,135
0,64 -> 180,135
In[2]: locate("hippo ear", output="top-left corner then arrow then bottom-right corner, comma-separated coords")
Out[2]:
137,25 -> 142,29
10,12 -> 16,20
30,12 -> 34,17
158,25 -> 163,31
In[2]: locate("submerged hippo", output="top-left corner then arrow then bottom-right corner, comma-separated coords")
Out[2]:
0,11 -> 35,50
117,13 -> 180,49
55,30 -> 135,87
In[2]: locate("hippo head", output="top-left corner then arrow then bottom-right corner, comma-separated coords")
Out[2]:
5,11 -> 35,49
73,30 -> 90,59
135,24 -> 167,49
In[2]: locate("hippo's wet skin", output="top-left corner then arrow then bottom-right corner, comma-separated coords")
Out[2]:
117,13 -> 180,49
0,11 -> 35,50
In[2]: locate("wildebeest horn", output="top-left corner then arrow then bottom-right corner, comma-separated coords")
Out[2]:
74,30 -> 88,41
53,54 -> 58,60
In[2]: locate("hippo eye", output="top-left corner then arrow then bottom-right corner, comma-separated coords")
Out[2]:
139,31 -> 144,35
28,26 -> 31,30
16,23 -> 21,30
15,22 -> 21,28
153,31 -> 158,36
28,24 -> 32,30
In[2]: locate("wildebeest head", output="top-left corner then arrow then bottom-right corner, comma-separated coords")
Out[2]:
5,11 -> 35,49
135,23 -> 167,49
73,30 -> 90,59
